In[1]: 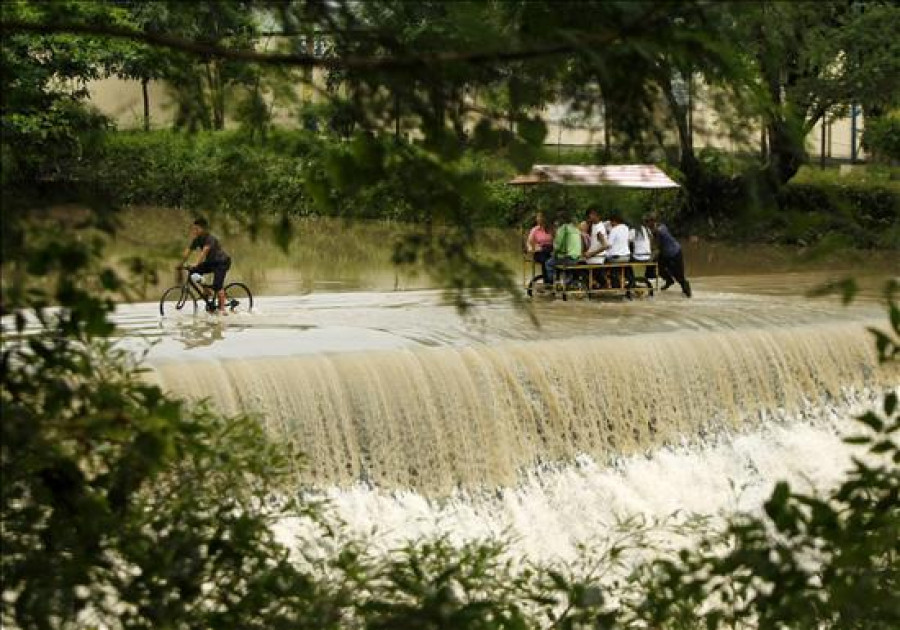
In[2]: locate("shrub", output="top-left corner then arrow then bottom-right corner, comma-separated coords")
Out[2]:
863,113 -> 900,163
778,182 -> 900,248
81,131 -> 314,219
1,314 -> 333,629
76,131 -> 899,249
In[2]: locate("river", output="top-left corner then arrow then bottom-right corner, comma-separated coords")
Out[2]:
106,207 -> 899,562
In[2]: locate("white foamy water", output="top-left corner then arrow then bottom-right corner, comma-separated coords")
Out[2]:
274,394 -> 884,565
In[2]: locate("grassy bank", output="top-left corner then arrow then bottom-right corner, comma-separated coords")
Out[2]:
81,131 -> 899,248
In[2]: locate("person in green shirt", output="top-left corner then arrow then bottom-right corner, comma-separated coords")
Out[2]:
545,209 -> 583,285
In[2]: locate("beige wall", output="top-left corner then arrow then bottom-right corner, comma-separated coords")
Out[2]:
540,81 -> 866,160
807,115 -> 865,161
87,76 -> 866,160
87,77 -> 175,129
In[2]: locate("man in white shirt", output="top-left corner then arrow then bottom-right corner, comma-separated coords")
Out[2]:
606,214 -> 635,291
581,209 -> 610,289
583,209 -> 608,264
629,215 -> 655,288
605,215 -> 631,263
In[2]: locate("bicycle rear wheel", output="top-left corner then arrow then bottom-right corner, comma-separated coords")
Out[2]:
223,282 -> 254,314
159,286 -> 197,317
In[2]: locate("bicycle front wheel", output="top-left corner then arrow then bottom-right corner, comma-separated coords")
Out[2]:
223,282 -> 254,314
159,286 -> 197,317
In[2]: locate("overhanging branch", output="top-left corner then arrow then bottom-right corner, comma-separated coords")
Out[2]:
1,19 -> 591,71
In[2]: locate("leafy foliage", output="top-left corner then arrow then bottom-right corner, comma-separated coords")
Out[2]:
1,331 -> 326,629
725,1 -> 900,185
863,113 -> 900,163
0,1 -> 116,185
777,182 -> 900,248
76,130 -> 898,251
0,195 -> 327,628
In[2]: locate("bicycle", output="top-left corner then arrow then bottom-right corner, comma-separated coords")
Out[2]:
159,266 -> 254,317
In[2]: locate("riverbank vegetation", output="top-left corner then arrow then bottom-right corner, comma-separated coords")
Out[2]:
3,1 -> 900,628
82,129 -> 900,249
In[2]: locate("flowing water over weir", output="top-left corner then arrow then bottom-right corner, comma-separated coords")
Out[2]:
148,318 -> 892,493
93,210 -> 900,559
89,240 -> 896,562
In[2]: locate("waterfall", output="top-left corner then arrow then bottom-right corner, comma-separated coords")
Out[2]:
148,320 -> 895,493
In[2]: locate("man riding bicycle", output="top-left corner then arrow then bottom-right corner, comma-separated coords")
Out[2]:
180,217 -> 232,315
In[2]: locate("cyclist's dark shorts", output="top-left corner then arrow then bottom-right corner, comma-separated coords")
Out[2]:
191,258 -> 231,290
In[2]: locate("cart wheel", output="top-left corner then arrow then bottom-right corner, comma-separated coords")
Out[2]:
526,274 -> 545,298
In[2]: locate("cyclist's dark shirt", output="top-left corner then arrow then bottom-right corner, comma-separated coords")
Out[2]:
190,233 -> 230,264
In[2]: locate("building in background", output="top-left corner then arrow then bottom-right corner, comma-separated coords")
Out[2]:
85,74 -> 866,163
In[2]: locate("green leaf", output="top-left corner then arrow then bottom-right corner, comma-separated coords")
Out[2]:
507,140 -> 536,172
806,277 -> 857,304
517,117 -> 548,147
548,570 -> 569,591
870,440 -> 896,454
885,392 -> 898,418
857,411 -> 885,432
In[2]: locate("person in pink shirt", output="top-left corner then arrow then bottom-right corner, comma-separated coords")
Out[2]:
525,211 -> 554,281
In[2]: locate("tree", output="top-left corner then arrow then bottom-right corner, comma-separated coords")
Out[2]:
173,1 -> 259,131
0,2 -> 114,178
109,1 -> 178,131
835,2 -> 900,123
110,1 -> 263,132
514,1 -> 747,179
733,1 -> 900,185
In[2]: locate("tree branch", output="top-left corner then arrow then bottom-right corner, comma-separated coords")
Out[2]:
1,19 -> 595,71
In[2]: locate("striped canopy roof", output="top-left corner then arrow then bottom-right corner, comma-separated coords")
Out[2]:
508,164 -> 680,188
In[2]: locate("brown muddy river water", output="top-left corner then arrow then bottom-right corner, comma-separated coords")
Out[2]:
74,208 -> 900,561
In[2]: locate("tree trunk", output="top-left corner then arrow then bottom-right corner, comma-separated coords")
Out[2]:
394,93 -> 401,142
603,109 -> 611,161
766,118 -> 806,185
205,61 -> 225,131
819,115 -> 826,167
598,87 -> 611,161
760,123 -> 768,160
687,75 -> 693,151
758,53 -> 806,186
141,77 -> 150,131
660,73 -> 699,183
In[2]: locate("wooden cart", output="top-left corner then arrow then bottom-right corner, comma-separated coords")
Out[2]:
512,164 -> 679,301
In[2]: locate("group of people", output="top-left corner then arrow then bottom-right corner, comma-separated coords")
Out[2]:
526,209 -> 692,297
180,211 -> 691,316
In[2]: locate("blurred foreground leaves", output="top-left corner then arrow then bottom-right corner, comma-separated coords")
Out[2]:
2,1 -> 900,628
